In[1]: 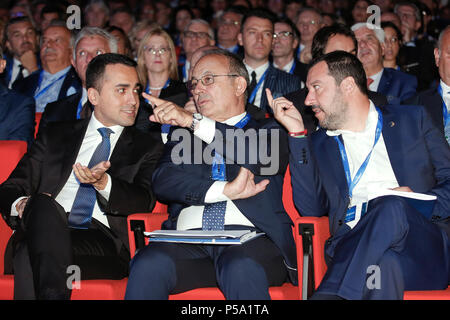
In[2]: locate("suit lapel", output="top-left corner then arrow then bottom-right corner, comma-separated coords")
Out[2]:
377,69 -> 390,94
108,126 -> 134,175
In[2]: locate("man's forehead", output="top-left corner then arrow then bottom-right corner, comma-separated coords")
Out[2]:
243,17 -> 272,29
188,23 -> 209,32
8,21 -> 33,32
275,22 -> 292,31
306,61 -> 329,84
77,35 -> 109,49
192,55 -> 228,76
104,64 -> 138,82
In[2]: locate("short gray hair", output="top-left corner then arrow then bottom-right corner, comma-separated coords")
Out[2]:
84,0 -> 109,16
351,22 -> 385,44
184,19 -> 215,41
72,27 -> 118,61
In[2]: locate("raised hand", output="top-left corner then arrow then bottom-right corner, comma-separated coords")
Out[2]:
143,92 -> 193,128
223,167 -> 270,200
73,160 -> 111,190
266,88 -> 305,133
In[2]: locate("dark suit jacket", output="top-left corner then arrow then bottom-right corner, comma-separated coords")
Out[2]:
377,67 -> 417,103
0,53 -> 41,88
289,104 -> 450,240
292,59 -> 308,85
260,64 -> 302,113
0,83 -> 35,145
0,118 -> 164,250
12,66 -> 82,104
284,88 -> 389,134
152,116 -> 298,283
406,84 -> 445,134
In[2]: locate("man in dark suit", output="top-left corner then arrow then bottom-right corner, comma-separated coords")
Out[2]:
2,17 -> 40,89
38,27 -> 118,134
285,24 -> 389,134
270,51 -> 450,299
406,26 -> 450,144
0,46 -> 35,145
125,49 -> 297,300
272,17 -> 307,85
238,8 -> 301,114
352,22 -> 417,103
13,21 -> 82,113
0,53 -> 164,300
216,7 -> 245,59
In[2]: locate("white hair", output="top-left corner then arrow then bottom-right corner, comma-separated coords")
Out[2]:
351,22 -> 385,44
71,27 -> 118,61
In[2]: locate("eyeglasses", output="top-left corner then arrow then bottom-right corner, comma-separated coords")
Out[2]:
219,19 -> 240,26
188,74 -> 238,91
385,37 -> 399,45
273,31 -> 294,39
183,31 -> 211,39
144,47 -> 169,55
297,20 -> 319,27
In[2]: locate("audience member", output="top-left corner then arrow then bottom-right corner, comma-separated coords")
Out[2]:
125,48 -> 297,299
380,11 -> 401,29
272,17 -> 307,84
269,50 -> 450,300
84,0 -> 110,29
13,21 -> 82,113
216,7 -> 245,57
39,4 -> 65,32
351,0 -> 372,24
295,8 -> 324,64
352,22 -> 417,103
0,53 -> 164,300
381,21 -> 402,70
106,26 -> 133,58
238,9 -> 301,113
129,21 -> 159,59
38,27 -> 118,132
179,19 -> 215,82
136,1 -> 155,23
407,26 -> 450,144
109,7 -> 135,35
0,44 -> 35,144
154,0 -> 172,30
3,17 -> 39,89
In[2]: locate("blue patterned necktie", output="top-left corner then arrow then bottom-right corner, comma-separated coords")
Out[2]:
68,127 -> 113,229
202,151 -> 227,231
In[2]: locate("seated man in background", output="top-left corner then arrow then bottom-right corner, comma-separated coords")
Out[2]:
0,53 -> 164,300
0,45 -> 35,145
125,49 -> 297,300
270,51 -> 450,299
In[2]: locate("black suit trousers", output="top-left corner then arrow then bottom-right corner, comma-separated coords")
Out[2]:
7,193 -> 129,300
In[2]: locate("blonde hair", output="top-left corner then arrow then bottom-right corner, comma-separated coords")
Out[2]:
137,27 -> 179,85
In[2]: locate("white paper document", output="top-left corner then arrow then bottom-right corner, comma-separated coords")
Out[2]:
144,229 -> 264,245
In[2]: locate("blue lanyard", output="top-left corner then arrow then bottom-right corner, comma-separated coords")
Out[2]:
438,84 -> 449,127
212,114 -> 251,181
334,108 -> 383,199
182,64 -> 188,82
34,69 -> 69,99
76,99 -> 83,119
288,59 -> 296,75
248,69 -> 268,104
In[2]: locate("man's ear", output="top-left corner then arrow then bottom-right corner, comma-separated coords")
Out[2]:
340,76 -> 356,95
87,87 -> 100,106
237,33 -> 243,46
235,76 -> 247,97
0,59 -> 6,74
434,47 -> 440,68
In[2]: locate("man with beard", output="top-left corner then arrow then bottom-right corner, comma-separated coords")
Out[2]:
2,17 -> 40,89
268,50 -> 450,299
13,21 -> 82,113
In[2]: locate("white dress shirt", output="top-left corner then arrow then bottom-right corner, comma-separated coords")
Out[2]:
8,58 -> 30,89
368,68 -> 383,92
326,101 -> 399,228
11,113 -> 124,228
176,112 -> 255,230
244,61 -> 269,108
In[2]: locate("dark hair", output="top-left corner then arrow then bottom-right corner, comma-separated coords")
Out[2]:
241,8 -> 276,32
86,53 -> 137,91
311,24 -> 357,60
381,21 -> 403,43
275,17 -> 300,40
4,16 -> 34,41
40,4 -> 65,20
309,50 -> 368,96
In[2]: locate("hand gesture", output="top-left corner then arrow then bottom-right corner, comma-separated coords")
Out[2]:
266,88 -> 305,132
144,92 -> 193,128
223,167 -> 270,200
73,160 -> 111,190
19,50 -> 39,73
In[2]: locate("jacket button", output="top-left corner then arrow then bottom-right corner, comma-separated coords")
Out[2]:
338,220 -> 343,226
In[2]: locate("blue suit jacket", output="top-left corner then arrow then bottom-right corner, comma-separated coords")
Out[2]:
152,117 -> 298,283
260,64 -> 302,113
377,68 -> 417,103
289,104 -> 450,239
0,83 -> 35,145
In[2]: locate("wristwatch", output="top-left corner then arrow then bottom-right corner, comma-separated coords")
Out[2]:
190,113 -> 203,131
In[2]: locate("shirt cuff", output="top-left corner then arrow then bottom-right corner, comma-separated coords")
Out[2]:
95,173 -> 111,201
11,196 -> 29,216
204,181 -> 230,203
193,116 -> 216,144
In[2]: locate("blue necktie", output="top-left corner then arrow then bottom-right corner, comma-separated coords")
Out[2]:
202,151 -> 227,231
68,127 -> 113,229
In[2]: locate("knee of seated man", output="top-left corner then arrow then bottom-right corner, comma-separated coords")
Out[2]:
129,244 -> 176,275
217,255 -> 266,283
368,195 -> 410,224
